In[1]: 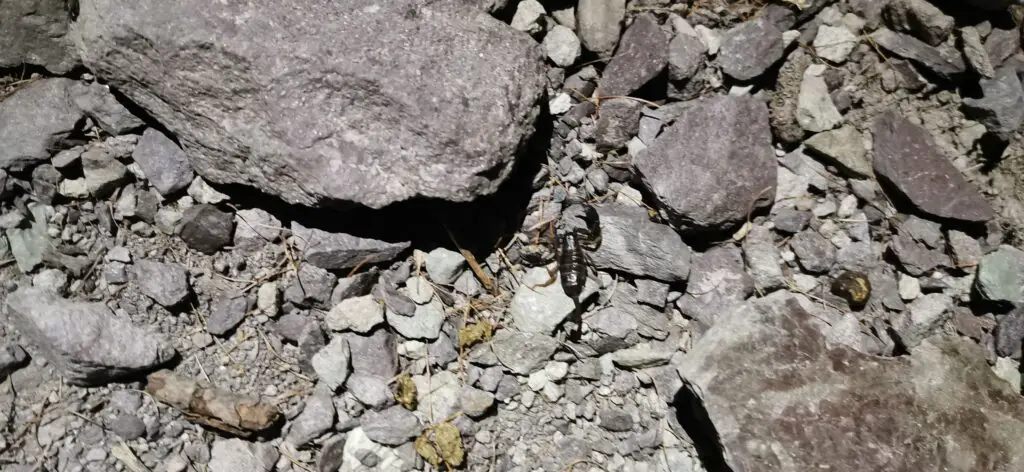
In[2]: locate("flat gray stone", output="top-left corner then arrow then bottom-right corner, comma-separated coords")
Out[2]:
386,300 -> 445,341
676,244 -> 755,328
975,245 -> 1024,304
985,28 -> 1021,66
718,15 -> 785,81
677,293 -> 1024,472
110,414 -> 147,440
460,386 -> 495,418
0,0 -> 79,73
425,247 -> 466,285
543,25 -> 581,68
5,287 -> 175,386
595,98 -> 642,151
286,394 -> 335,447
326,295 -> 384,334
336,428 -> 407,472
4,203 -> 52,273
75,0 -> 546,209
598,14 -> 669,97
948,230 -> 983,269
132,128 -> 194,196
805,125 -> 871,178
882,0 -> 954,46
996,306 -> 1024,360
206,295 -> 248,336
70,82 -> 144,135
0,79 -> 82,172
361,406 -> 421,446
796,66 -> 842,133
132,260 -> 191,308
961,26 -> 995,78
636,95 -> 776,231
742,224 -> 785,291
284,263 -> 337,308
82,146 -> 130,197
491,330 -> 558,375
590,204 -> 691,282
790,229 -> 836,274
346,329 -> 399,378
509,267 -> 580,335
577,0 -> 626,56
635,278 -> 669,307
891,292 -> 953,348
291,221 -> 409,271
510,0 -> 545,34
414,370 -> 461,420
345,373 -> 392,409
611,342 -> 674,369
233,208 -> 282,250
312,335 -> 351,391
178,204 -> 234,254
812,25 -> 857,63
598,408 -> 633,432
869,28 -> 965,79
872,111 -> 993,223
668,32 -> 706,82
962,67 -> 1024,142
209,439 -> 277,472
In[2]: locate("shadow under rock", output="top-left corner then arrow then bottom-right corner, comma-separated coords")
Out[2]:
673,382 -> 734,472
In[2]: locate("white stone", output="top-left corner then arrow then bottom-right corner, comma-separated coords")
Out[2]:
899,274 -> 921,301
797,65 -> 843,132
257,282 -> 279,317
511,0 -> 546,33
813,25 -> 857,64
544,25 -> 582,68
549,92 -> 573,115
325,295 -> 384,333
693,25 -> 720,55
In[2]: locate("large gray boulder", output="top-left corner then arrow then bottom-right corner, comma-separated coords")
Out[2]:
5,286 -> 176,386
677,293 -> 1024,472
0,0 -> 81,73
74,0 -> 546,209
0,79 -> 83,172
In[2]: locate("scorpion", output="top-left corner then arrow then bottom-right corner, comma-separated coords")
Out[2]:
527,197 -> 602,302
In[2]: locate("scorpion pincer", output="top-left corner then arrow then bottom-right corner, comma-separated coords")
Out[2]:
555,198 -> 601,300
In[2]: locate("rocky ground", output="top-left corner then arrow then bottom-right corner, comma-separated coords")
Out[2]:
4,0 -> 1024,471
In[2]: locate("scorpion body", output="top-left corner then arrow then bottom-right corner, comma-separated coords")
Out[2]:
555,198 -> 601,299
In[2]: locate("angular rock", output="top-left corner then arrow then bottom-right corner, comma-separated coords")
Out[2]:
336,428 -> 407,472
812,25 -> 857,63
900,216 -> 944,248
676,293 -> 1024,472
348,373 -> 393,410
208,439 -> 277,472
414,370 -> 461,420
589,204 -> 691,282
595,98 -> 642,151
510,268 -> 580,334
668,32 -> 706,83
425,247 -> 466,286
637,95 -> 775,231
598,14 -> 669,97
962,67 -> 1024,142
635,278 -> 669,308
132,128 -> 195,196
585,306 -> 639,354
297,322 -> 326,374
510,0 -> 545,34
882,0 -> 954,46
82,146 -> 130,197
4,203 -> 51,273
948,230 -> 983,269
0,0 -> 79,73
312,335 -> 351,391
206,295 -> 248,336
611,342 -> 674,369
110,414 -> 147,440
961,27 -> 995,78
577,0 -> 626,56
544,25 -> 582,68
361,406 -> 421,446
75,0 -> 547,209
985,28 -> 1021,67
188,177 -> 230,204
804,125 -> 871,178
5,287 -> 175,386
460,386 -> 495,418
742,224 -> 785,291
0,79 -> 82,171
284,264 -> 336,308
676,244 -> 755,328
178,204 -> 234,254
872,111 -> 993,223
233,208 -> 282,250
869,28 -> 965,80
286,394 -> 335,447
891,293 -> 953,348
326,295 -> 384,334
291,221 -> 409,270
598,408 -> 633,432
386,300 -> 445,341
132,260 -> 191,308
975,245 -> 1024,305
790,230 -> 836,274
718,16 -> 785,81
490,330 -> 558,375
69,82 -> 145,135
797,65 -> 843,133
347,329 -> 399,378
996,306 -> 1024,360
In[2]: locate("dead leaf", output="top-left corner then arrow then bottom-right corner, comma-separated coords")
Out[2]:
394,374 -> 418,411
145,369 -> 280,437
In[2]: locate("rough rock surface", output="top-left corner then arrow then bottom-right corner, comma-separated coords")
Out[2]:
132,128 -> 195,196
598,14 -> 669,97
74,0 -> 547,209
5,287 -> 175,386
717,15 -> 785,81
0,79 -> 82,172
589,204 -> 691,282
0,0 -> 80,73
677,293 -> 1024,472
577,0 -> 626,56
635,95 -> 776,230
872,111 -> 993,223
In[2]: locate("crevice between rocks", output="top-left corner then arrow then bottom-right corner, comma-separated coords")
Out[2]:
673,381 -> 733,472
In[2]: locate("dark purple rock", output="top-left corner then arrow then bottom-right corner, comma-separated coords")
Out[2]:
635,95 -> 776,231
718,16 -> 786,81
868,28 -> 965,80
872,111 -> 993,223
598,14 -> 669,97
206,295 -> 248,336
996,306 -> 1024,360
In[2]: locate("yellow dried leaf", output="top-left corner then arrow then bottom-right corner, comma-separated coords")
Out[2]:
415,432 -> 443,468
458,321 -> 493,349
434,422 -> 465,467
394,374 -> 418,411
732,221 -> 752,242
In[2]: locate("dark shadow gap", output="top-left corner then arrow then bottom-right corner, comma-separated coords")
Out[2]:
673,382 -> 733,472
